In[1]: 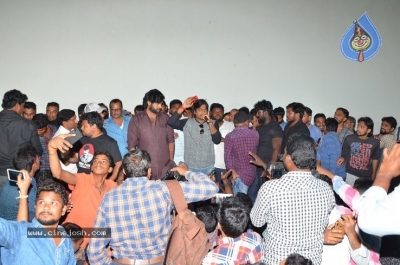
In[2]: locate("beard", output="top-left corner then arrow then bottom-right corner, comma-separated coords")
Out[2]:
380,129 -> 388,135
149,105 -> 161,114
37,217 -> 59,226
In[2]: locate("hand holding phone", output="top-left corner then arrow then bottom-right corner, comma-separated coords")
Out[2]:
7,169 -> 27,182
65,129 -> 82,145
269,162 -> 285,179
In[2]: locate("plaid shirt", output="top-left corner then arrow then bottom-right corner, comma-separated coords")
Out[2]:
224,127 -> 259,186
38,125 -> 56,170
202,231 -> 265,265
332,176 -> 381,265
87,172 -> 218,265
251,171 -> 335,265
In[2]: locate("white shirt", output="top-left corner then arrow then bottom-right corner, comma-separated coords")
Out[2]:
358,185 -> 400,237
250,171 -> 335,265
322,207 -> 369,265
214,121 -> 234,169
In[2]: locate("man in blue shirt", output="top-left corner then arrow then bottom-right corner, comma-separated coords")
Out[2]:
302,106 -> 323,143
104,99 -> 132,158
0,179 -> 76,264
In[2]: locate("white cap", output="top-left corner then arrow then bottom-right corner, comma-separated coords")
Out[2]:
84,103 -> 106,114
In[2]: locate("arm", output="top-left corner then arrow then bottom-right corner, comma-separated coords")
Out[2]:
16,170 -> 32,221
167,112 -> 187,131
332,176 -> 360,210
109,161 -> 122,181
221,170 -> 233,195
208,118 -> 222,144
341,215 -> 370,265
168,142 -> 175,161
171,166 -> 219,203
250,184 -> 270,227
127,118 -> 138,151
29,123 -> 43,156
224,134 -> 234,170
48,135 -> 77,185
270,137 -> 282,162
371,159 -> 379,180
87,205 -> 112,265
166,124 -> 175,161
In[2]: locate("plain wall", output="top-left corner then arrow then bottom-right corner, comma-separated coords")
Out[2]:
0,0 -> 399,132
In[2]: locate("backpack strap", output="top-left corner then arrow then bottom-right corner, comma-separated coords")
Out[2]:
165,180 -> 188,213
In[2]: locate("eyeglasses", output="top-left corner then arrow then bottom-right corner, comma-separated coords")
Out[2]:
199,124 -> 204,134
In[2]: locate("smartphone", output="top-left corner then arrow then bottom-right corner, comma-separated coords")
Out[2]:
7,169 -> 26,182
269,162 -> 285,179
65,128 -> 83,145
192,95 -> 199,102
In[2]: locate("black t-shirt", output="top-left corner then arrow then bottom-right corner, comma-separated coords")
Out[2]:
74,134 -> 122,174
341,134 -> 380,179
256,121 -> 283,172
281,121 -> 310,153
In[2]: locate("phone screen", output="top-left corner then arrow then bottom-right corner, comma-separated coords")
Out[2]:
65,129 -> 83,145
7,169 -> 25,182
269,162 -> 285,179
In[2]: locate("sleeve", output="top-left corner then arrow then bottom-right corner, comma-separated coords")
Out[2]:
211,124 -> 222,144
250,184 -> 271,227
127,118 -> 139,150
341,136 -> 350,158
180,171 -> 219,203
0,218 -> 19,248
108,139 -> 122,162
326,137 -> 339,174
166,121 -> 175,144
272,124 -> 283,138
332,176 -> 360,210
29,124 -> 43,156
349,244 -> 370,265
224,133 -> 233,170
167,112 -> 187,131
87,201 -> 112,265
371,140 -> 381,160
357,186 -> 400,236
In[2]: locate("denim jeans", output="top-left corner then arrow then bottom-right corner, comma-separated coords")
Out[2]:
247,172 -> 261,204
233,177 -> 249,195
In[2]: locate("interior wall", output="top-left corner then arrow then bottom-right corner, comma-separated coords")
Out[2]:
0,0 -> 399,133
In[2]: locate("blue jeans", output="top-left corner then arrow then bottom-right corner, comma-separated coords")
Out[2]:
233,178 -> 249,195
189,166 -> 215,176
247,172 -> 261,204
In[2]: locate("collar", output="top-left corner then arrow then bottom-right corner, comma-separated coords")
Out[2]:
281,171 -> 314,179
88,173 -> 108,188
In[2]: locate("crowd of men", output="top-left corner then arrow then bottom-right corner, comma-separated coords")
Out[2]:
0,88 -> 399,265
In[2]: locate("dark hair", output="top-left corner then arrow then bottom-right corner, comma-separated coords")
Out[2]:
348,116 -> 356,125
62,222 -> 84,242
286,133 -> 316,170
210,103 -> 224,113
286,102 -> 305,119
235,192 -> 252,210
254,100 -> 273,116
109,99 -> 123,109
24,101 -> 37,110
273,107 -> 285,116
193,99 -> 209,113
169,99 -> 182,109
196,205 -> 217,233
13,146 -> 38,172
382,116 -> 397,129
313,113 -> 326,123
304,107 -> 312,116
78,104 -> 87,116
325,118 -> 338,133
122,149 -> 151,178
223,112 -> 230,118
1,89 -> 28,109
47,102 -> 59,109
36,181 -> 68,206
284,253 -> 313,265
336,107 -> 349,119
81,112 -> 103,130
36,170 -> 54,186
94,151 -> 115,168
238,106 -> 249,114
143,89 -> 165,109
217,197 -> 249,238
250,108 -> 257,116
353,178 -> 373,195
32,113 -> 49,129
134,105 -> 144,112
358,117 -> 374,137
315,174 -> 332,186
57,109 -> 75,125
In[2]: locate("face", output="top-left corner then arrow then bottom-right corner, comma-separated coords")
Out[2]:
351,34 -> 371,51
63,115 -> 78,130
334,109 -> 347,124
229,109 -> 238,122
315,117 -> 326,133
91,154 -> 113,175
286,108 -> 296,123
37,126 -> 48,137
256,110 -> 266,124
210,108 -> 224,122
302,112 -> 311,125
35,191 -> 67,227
80,120 -> 94,137
275,114 -> 283,124
344,119 -> 354,131
110,102 -> 123,119
380,121 -> 394,135
357,121 -> 371,137
194,104 -> 208,121
46,106 -> 59,122
161,103 -> 168,113
169,103 -> 182,115
147,101 -> 162,114
23,108 -> 36,120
